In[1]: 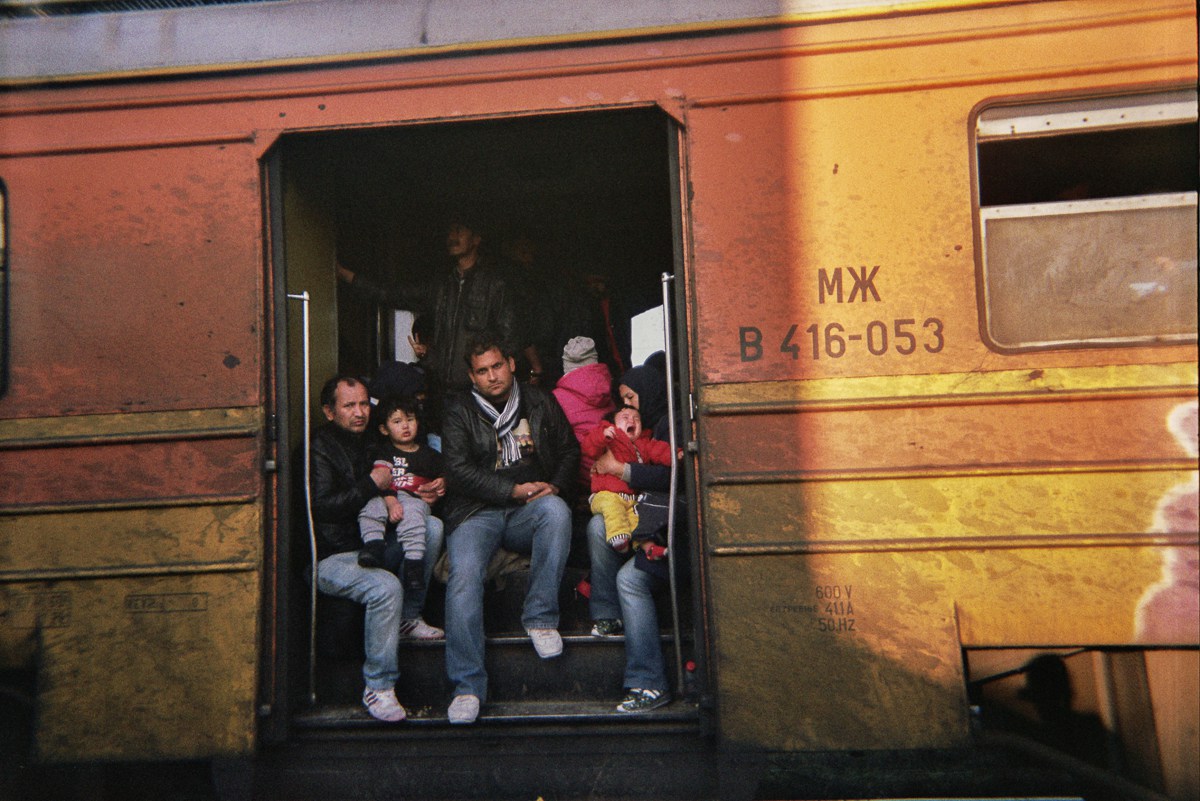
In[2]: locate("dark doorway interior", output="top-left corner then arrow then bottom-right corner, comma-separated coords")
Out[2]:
275,106 -> 692,726
282,107 -> 677,379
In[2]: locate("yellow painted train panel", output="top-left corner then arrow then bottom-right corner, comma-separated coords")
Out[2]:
707,470 -> 1193,545
4,571 -> 260,761
953,544 -> 1197,646
712,542 -> 1195,750
711,551 -> 967,750
703,395 -> 1193,478
0,503 -> 260,581
701,362 -> 1198,408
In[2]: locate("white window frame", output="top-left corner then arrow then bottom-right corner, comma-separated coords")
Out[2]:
974,89 -> 1198,351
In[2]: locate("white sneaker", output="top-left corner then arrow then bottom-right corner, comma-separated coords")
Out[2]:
527,627 -> 563,659
398,618 -> 445,640
362,687 -> 406,723
448,694 -> 480,725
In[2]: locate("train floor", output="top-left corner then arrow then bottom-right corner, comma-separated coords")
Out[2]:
1,737 -> 1130,801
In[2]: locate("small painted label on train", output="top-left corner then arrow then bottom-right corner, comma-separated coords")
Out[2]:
3,592 -> 72,628
814,584 -> 857,634
739,318 -> 944,362
817,266 -> 882,304
769,603 -> 818,614
125,593 -> 209,614
817,617 -> 857,632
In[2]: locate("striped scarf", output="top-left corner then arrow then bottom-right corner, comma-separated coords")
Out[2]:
472,382 -> 523,467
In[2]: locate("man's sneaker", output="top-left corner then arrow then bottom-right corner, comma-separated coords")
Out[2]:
526,627 -> 563,659
447,694 -> 480,725
398,618 -> 444,640
357,540 -> 386,568
616,688 -> 670,713
590,618 -> 624,638
362,687 -> 406,722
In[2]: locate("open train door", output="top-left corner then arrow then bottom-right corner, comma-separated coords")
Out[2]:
663,114 -> 711,720
259,145 -> 344,746
259,104 -> 709,725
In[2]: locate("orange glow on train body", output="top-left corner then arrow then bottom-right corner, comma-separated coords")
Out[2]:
0,1 -> 1195,797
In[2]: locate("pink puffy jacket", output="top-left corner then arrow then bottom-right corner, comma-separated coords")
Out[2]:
553,362 -> 616,492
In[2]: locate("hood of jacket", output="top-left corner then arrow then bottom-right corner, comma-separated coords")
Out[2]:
554,362 -> 615,409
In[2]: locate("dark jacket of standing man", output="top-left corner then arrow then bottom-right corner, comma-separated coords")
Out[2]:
338,220 -> 519,394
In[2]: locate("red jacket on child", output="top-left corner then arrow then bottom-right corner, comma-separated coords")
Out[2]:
580,423 -> 674,496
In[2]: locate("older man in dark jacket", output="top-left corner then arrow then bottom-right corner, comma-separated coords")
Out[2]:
440,336 -> 578,725
311,374 -> 445,723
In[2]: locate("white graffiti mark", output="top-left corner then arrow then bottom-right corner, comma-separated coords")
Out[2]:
1134,400 -> 1199,643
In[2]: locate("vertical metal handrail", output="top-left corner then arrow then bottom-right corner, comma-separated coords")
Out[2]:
375,306 -> 384,366
286,291 -> 317,705
660,272 -> 685,692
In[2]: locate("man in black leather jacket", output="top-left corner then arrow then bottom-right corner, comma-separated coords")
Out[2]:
336,219 -> 519,395
310,374 -> 445,723
439,336 -> 578,725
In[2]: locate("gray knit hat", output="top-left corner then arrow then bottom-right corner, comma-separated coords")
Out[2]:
562,336 -> 599,374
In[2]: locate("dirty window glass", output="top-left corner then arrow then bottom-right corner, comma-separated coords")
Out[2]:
975,91 -> 1198,350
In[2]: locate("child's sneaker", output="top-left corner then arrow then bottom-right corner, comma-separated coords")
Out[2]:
608,533 -> 631,553
362,686 -> 406,722
357,540 -> 386,568
402,557 -> 425,592
616,688 -> 670,713
590,619 -> 624,638
398,618 -> 444,640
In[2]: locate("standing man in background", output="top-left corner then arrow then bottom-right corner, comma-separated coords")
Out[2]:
338,217 -> 519,396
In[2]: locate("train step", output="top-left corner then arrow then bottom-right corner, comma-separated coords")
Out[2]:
292,697 -> 702,730
255,718 -> 722,801
313,632 -> 690,709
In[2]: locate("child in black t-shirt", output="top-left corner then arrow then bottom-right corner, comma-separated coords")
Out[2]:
357,395 -> 444,594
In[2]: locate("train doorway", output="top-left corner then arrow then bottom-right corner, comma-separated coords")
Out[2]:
265,107 -> 702,736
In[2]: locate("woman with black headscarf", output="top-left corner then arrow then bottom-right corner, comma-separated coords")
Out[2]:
606,362 -> 671,492
586,356 -> 683,712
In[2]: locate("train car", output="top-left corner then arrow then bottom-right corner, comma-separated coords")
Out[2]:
0,0 -> 1196,798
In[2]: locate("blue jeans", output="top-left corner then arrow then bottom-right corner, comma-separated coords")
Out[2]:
587,512 -> 627,620
316,551 -> 402,690
590,512 -> 669,693
617,557 -> 668,693
445,495 -> 571,701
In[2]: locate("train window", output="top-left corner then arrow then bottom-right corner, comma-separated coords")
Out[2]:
0,181 -> 7,397
630,305 -> 666,364
974,90 -> 1198,350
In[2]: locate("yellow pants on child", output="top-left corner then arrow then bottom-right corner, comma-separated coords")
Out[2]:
590,491 -> 638,547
